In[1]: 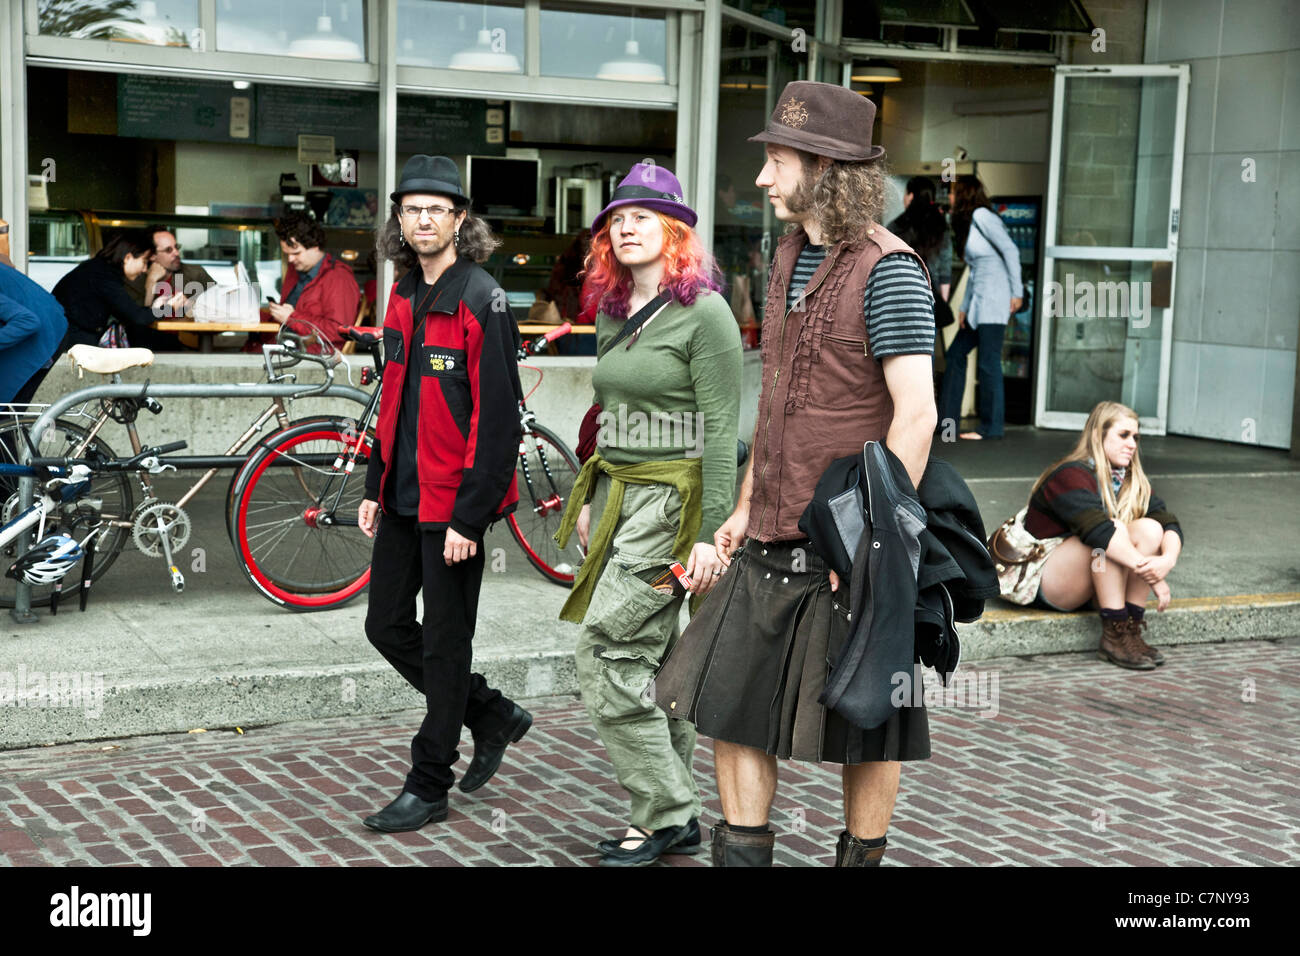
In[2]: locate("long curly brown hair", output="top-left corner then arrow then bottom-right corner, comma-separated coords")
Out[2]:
789,150 -> 890,245
374,201 -> 501,268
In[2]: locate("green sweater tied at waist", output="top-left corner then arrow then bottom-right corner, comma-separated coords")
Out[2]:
554,450 -> 702,624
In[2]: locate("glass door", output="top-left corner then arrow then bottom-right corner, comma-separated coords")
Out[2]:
1036,64 -> 1190,434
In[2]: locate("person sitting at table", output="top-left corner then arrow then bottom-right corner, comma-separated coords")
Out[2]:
268,213 -> 360,349
126,225 -> 216,309
122,225 -> 215,351
52,229 -> 186,352
1,257 -> 68,406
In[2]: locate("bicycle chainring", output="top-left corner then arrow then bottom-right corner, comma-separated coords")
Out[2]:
131,499 -> 192,557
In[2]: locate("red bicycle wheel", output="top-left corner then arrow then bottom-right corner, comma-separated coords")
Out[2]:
507,422 -> 584,585
231,421 -> 372,610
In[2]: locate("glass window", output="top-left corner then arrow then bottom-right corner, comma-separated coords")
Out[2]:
540,4 -> 667,83
217,0 -> 366,61
396,0 -> 524,72
39,0 -> 199,47
713,24 -> 807,340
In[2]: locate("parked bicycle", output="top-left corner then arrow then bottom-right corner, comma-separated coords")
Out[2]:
227,322 -> 585,610
1,439 -> 187,614
1,323 -> 351,608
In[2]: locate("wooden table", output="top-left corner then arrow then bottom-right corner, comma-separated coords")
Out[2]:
153,321 -> 281,353
517,324 -> 596,335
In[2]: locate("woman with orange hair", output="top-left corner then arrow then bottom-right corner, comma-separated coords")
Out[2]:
1000,401 -> 1183,670
553,163 -> 741,866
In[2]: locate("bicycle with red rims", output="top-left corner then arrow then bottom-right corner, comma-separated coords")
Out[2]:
227,321 -> 585,610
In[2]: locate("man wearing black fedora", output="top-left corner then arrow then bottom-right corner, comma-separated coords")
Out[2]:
359,154 -> 532,832
654,81 -> 940,865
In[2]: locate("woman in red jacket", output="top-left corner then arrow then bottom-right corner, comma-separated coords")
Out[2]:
1018,401 -> 1183,670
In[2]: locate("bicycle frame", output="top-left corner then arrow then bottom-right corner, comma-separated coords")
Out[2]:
11,381 -> 374,624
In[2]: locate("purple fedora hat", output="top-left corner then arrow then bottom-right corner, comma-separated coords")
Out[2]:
591,163 -> 697,232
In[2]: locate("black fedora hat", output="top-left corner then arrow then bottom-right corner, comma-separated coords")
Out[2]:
391,154 -> 469,206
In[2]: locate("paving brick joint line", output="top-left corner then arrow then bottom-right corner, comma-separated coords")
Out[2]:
1,639 -> 1297,867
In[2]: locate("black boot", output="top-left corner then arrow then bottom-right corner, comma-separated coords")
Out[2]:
363,791 -> 448,832
710,822 -> 774,867
834,831 -> 887,866
459,703 -> 533,793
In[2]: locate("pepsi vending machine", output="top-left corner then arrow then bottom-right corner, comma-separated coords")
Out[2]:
990,196 -> 1040,425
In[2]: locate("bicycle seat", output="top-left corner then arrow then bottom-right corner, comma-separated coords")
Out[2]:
67,344 -> 155,375
343,327 -> 381,346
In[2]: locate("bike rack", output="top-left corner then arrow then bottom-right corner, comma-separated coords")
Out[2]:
10,381 -> 374,624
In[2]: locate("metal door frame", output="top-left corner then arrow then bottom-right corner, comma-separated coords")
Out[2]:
1036,63 -> 1190,434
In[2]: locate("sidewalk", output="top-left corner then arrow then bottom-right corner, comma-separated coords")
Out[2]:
3,426 -> 1298,749
1,638 -> 1296,866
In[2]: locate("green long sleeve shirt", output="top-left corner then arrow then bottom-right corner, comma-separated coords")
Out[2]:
592,291 -> 742,543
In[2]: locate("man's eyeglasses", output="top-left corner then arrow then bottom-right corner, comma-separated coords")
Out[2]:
400,204 -> 456,220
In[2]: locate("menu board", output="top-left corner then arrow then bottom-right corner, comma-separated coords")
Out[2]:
117,76 -> 506,155
117,75 -> 248,143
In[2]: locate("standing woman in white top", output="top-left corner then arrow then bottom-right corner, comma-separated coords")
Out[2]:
937,175 -> 1023,440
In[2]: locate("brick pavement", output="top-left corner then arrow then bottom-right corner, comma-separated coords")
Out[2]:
1,638 -> 1297,867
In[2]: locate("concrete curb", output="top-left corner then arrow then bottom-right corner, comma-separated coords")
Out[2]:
2,596 -> 1296,750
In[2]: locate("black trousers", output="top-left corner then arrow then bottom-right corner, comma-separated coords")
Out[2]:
365,512 -> 512,799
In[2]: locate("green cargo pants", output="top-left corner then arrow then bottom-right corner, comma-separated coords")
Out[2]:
574,474 -> 701,832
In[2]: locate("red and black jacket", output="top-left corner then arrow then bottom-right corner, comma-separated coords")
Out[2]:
364,257 -> 523,541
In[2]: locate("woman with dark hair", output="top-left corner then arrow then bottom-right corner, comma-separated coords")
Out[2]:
888,175 -> 951,303
938,174 -> 1023,439
52,229 -> 186,351
553,163 -> 741,867
993,401 -> 1183,670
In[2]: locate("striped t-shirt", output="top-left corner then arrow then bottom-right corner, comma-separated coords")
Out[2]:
786,247 -> 936,359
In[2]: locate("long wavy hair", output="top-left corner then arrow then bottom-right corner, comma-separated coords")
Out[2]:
1030,401 -> 1152,523
581,211 -> 723,319
950,174 -> 994,258
789,150 -> 889,246
374,200 -> 501,269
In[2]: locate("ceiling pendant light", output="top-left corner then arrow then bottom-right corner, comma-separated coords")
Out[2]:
596,14 -> 665,83
851,59 -> 902,83
449,2 -> 521,72
289,1 -> 364,60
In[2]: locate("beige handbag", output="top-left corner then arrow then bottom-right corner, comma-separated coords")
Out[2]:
988,507 -> 1064,605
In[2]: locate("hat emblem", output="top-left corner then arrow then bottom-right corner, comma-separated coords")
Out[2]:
779,97 -> 809,129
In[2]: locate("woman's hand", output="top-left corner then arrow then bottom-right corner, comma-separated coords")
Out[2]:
957,310 -> 967,330
358,499 -> 379,538
1009,296 -> 1023,315
1152,579 -> 1172,612
713,507 -> 749,567
576,503 -> 591,550
1135,553 -> 1175,586
685,541 -> 725,597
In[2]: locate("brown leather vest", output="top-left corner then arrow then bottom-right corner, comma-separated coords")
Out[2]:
747,224 -> 928,542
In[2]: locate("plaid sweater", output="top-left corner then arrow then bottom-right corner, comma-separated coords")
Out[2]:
1024,461 -> 1182,550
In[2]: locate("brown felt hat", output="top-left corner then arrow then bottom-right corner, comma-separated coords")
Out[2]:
749,80 -> 885,162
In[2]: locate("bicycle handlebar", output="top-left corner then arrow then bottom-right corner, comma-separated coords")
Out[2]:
27,440 -> 189,476
522,322 -> 573,357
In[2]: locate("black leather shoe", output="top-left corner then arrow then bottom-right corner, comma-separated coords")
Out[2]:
598,823 -> 690,867
597,817 -> 700,855
459,703 -> 533,793
362,791 -> 448,832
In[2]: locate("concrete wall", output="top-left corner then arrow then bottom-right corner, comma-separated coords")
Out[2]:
30,351 -> 764,476
1146,0 -> 1300,449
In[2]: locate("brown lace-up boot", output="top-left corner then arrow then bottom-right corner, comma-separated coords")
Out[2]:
710,822 -> 775,867
1098,615 -> 1156,670
835,832 -> 887,866
1126,617 -> 1165,665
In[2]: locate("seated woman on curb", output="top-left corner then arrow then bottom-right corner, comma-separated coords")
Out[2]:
1018,401 -> 1183,670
